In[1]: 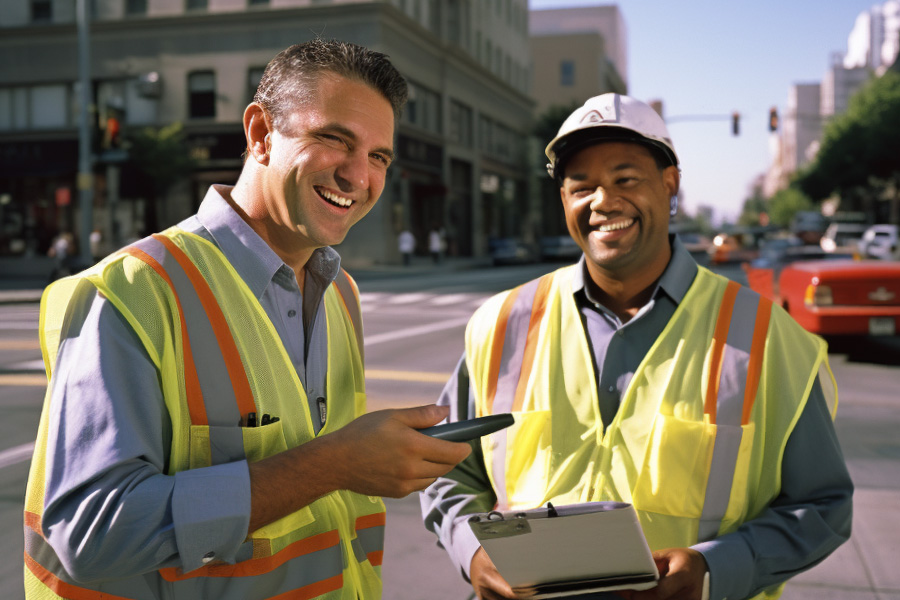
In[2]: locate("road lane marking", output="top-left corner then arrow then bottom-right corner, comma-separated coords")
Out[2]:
387,293 -> 430,305
0,374 -> 46,386
364,316 -> 470,346
366,369 -> 452,383
0,339 -> 40,350
0,442 -> 34,469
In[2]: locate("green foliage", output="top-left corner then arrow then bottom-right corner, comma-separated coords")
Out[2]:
533,102 -> 580,143
796,71 -> 900,200
125,122 -> 196,198
767,187 -> 815,227
738,190 -> 768,227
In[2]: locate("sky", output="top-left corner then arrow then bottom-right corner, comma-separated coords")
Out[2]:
528,0 -> 884,224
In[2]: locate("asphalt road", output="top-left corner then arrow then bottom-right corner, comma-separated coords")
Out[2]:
1,260 -> 899,599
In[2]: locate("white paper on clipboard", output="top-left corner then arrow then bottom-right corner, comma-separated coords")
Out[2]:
468,501 -> 659,599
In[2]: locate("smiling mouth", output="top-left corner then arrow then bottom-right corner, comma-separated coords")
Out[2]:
595,218 -> 635,233
316,186 -> 354,208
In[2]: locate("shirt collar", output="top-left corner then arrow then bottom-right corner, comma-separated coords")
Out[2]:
571,234 -> 698,306
194,185 -> 342,298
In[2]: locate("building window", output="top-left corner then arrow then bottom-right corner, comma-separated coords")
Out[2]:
31,0 -> 52,22
403,81 -> 441,134
186,0 -> 207,11
560,60 -> 575,87
125,0 -> 147,15
449,100 -> 472,147
247,67 -> 265,104
188,71 -> 216,119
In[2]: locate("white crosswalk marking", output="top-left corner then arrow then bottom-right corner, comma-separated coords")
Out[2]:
359,291 -> 490,311
387,293 -> 430,305
429,293 -> 473,305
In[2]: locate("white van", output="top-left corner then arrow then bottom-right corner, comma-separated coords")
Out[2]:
858,224 -> 899,259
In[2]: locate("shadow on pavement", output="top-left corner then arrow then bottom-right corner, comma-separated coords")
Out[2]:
825,335 -> 900,366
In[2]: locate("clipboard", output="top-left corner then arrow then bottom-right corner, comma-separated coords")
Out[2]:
468,501 -> 659,599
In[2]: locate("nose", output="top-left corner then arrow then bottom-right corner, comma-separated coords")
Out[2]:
588,187 -> 610,212
334,150 -> 369,193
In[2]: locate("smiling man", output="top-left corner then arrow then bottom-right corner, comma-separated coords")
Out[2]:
25,39 -> 471,600
422,94 -> 852,600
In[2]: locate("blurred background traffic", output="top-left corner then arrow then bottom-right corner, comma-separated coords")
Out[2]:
1,0 -> 899,286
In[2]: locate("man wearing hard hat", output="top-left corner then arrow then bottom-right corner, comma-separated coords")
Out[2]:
422,94 -> 852,600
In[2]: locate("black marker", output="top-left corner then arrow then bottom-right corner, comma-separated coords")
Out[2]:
418,413 -> 515,442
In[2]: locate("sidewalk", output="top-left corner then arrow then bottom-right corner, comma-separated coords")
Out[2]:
0,254 -> 492,304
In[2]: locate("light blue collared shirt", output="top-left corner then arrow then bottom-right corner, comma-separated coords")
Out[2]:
41,185 -> 341,580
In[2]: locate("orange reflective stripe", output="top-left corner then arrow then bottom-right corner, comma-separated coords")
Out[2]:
123,246 -> 206,426
742,296 -> 773,425
270,574 -> 344,600
365,550 -> 384,567
24,510 -> 42,535
485,288 -> 521,415
25,551 -> 133,600
512,275 -> 553,412
151,234 -> 256,419
354,512 -> 386,530
158,529 -> 340,581
705,280 -> 740,424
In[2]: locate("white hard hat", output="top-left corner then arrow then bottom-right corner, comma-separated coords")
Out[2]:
545,93 -> 679,179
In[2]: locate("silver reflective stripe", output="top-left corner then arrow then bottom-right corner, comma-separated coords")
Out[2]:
129,237 -> 245,464
354,524 -> 384,559
333,270 -> 364,364
27,523 -> 345,599
493,278 -> 542,414
698,286 -> 764,541
490,278 -> 541,510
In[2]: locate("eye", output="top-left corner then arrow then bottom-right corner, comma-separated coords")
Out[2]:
320,133 -> 348,147
370,152 -> 391,167
616,176 -> 639,187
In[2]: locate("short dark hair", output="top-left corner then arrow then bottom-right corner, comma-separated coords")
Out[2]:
254,38 -> 408,130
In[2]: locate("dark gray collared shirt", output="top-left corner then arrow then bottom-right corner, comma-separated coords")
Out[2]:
421,237 -> 851,600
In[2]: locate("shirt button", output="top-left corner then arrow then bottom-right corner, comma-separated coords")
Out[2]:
201,551 -> 216,564
608,385 -> 615,393
287,309 -> 297,318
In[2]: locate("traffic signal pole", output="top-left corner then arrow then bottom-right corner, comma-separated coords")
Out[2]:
77,0 -> 94,266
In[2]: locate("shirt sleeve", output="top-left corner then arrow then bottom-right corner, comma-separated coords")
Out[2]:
420,353 -> 497,580
694,377 -> 854,600
41,283 -> 252,582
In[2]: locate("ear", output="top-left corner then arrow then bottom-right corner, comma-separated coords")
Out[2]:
244,103 -> 272,165
662,165 -> 680,198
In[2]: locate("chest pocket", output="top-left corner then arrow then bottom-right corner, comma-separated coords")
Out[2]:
633,281 -> 772,542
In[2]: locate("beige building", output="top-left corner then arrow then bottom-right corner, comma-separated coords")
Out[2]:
528,4 -> 627,114
0,0 -> 535,266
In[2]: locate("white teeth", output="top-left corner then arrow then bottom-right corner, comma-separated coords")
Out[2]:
596,219 -> 634,232
319,188 -> 354,208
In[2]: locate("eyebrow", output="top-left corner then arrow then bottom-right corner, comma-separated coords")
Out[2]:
319,122 -> 395,162
566,162 -> 641,181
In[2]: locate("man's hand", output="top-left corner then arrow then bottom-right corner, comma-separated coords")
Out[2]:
325,404 -> 472,498
470,547 -> 518,599
619,548 -> 708,600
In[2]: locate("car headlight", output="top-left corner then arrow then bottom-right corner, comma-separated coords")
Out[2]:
804,284 -> 833,306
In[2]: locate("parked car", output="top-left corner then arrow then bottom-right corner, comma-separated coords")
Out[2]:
858,224 -> 899,259
820,222 -> 868,253
708,234 -> 758,265
538,235 -> 581,262
489,237 -> 538,266
745,249 -> 900,337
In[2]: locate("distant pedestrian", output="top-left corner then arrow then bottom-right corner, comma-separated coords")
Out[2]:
47,232 -> 73,281
429,227 -> 444,265
398,229 -> 415,266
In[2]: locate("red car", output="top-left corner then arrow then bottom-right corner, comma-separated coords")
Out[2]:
745,247 -> 900,336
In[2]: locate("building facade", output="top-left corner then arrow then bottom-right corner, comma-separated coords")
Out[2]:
0,0 -> 535,266
528,4 -> 627,114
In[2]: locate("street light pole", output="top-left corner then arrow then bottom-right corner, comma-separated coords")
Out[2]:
76,0 -> 94,266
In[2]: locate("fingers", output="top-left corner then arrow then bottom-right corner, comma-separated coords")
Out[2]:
390,404 -> 450,429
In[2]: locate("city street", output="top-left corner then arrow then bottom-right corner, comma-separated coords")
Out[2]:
1,261 -> 899,599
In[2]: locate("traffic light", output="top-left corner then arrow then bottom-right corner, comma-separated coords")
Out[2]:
732,112 -> 740,136
768,107 -> 779,132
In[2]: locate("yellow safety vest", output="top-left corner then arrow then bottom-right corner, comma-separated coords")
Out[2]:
25,228 -> 385,600
466,265 -> 836,600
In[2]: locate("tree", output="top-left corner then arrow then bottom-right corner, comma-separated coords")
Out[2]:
795,71 -> 900,222
767,187 -> 815,228
125,122 -> 196,234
